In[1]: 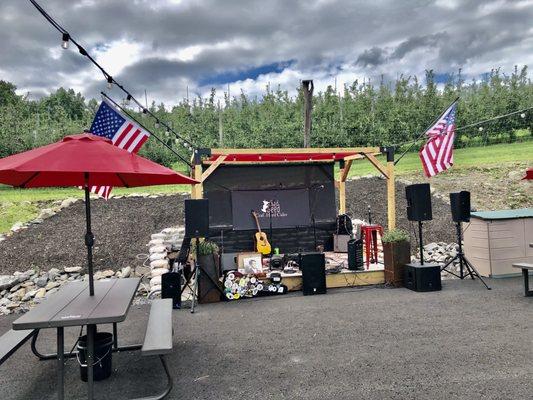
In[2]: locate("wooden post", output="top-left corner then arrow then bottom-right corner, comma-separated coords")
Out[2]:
339,179 -> 346,214
302,80 -> 314,148
385,148 -> 396,230
218,100 -> 223,146
191,163 -> 203,199
338,159 -> 349,215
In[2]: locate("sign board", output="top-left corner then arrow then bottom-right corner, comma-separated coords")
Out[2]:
232,189 -> 311,230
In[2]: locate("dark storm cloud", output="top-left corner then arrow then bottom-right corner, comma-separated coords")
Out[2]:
357,47 -> 387,67
1,0 -> 531,102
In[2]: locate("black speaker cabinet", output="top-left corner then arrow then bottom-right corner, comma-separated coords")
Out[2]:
300,253 -> 326,295
405,183 -> 433,221
161,272 -> 182,309
403,263 -> 441,292
184,199 -> 209,237
450,191 -> 471,222
348,238 -> 364,270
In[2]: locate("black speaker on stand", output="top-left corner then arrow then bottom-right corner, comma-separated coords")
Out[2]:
441,191 -> 490,290
404,183 -> 441,292
181,199 -> 226,312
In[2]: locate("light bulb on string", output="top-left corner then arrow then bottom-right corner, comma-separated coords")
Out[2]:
478,126 -> 484,132
521,113 -> 526,119
125,94 -> 132,106
142,108 -> 147,118
61,33 -> 70,49
155,121 -> 160,129
106,76 -> 113,90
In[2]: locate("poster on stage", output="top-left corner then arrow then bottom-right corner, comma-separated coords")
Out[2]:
232,189 -> 311,230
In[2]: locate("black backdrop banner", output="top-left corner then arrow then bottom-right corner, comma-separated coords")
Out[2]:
232,189 -> 311,230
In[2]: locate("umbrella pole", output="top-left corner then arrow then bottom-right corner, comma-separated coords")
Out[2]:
84,173 -> 95,296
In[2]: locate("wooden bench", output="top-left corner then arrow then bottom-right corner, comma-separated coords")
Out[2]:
133,298 -> 174,400
513,263 -> 533,297
0,329 -> 36,366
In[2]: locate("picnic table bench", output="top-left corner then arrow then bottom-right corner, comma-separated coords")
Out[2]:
0,280 -> 174,400
513,262 -> 533,297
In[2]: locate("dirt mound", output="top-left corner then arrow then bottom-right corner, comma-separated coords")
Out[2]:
0,178 -> 455,275
0,195 -> 187,275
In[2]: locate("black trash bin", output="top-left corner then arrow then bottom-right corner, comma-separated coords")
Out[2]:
77,332 -> 114,382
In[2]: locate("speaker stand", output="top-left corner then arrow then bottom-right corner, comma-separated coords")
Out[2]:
418,221 -> 424,265
441,222 -> 491,290
180,237 -> 227,313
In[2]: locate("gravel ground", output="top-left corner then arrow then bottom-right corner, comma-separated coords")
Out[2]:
1,277 -> 532,399
0,194 -> 187,275
0,178 -> 455,275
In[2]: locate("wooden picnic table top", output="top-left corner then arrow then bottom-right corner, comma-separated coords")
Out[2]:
12,278 -> 140,330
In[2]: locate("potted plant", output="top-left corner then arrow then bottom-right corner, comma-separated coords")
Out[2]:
192,240 -> 222,303
382,229 -> 411,287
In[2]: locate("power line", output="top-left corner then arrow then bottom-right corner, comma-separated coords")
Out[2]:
29,0 -> 196,152
393,103 -> 532,164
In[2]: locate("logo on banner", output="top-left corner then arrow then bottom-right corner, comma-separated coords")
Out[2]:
260,200 -> 287,218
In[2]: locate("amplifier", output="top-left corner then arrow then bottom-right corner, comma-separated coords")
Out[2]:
299,253 -> 326,295
403,263 -> 441,292
333,234 -> 350,252
347,238 -> 364,270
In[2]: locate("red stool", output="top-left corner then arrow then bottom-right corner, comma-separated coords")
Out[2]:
361,224 -> 384,269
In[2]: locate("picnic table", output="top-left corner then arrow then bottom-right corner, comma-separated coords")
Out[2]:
12,278 -> 140,400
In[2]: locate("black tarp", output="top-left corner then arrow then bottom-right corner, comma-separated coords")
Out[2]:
204,163 -> 337,252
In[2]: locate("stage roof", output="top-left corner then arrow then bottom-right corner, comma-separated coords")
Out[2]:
205,147 -> 381,164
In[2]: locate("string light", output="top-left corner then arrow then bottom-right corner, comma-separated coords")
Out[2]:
30,0 -> 197,154
521,113 -> 526,119
61,32 -> 69,49
155,121 -> 160,129
478,126 -> 484,132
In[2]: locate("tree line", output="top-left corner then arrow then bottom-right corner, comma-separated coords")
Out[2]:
0,66 -> 531,167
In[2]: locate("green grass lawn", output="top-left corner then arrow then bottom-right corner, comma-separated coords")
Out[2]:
348,140 -> 533,177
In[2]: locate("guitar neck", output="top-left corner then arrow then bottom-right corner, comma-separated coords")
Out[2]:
252,212 -> 262,233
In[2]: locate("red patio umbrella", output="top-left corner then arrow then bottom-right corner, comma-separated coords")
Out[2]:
0,134 -> 198,295
524,168 -> 533,180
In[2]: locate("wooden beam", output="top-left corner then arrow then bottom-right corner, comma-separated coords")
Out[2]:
386,160 -> 396,230
208,147 -> 381,155
201,155 -> 226,182
202,159 -> 335,165
363,153 -> 389,179
343,154 -> 365,161
191,164 -> 203,199
339,179 -> 346,214
340,159 -> 352,182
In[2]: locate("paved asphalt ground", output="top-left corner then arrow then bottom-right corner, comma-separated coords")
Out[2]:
1,277 -> 533,399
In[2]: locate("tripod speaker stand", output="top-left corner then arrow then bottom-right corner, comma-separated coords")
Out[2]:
440,222 -> 491,290
441,191 -> 491,290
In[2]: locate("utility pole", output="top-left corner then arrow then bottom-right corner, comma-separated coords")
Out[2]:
302,79 -> 314,148
218,99 -> 223,146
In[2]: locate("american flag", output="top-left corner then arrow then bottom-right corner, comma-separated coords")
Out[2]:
419,101 -> 457,177
89,100 -> 150,198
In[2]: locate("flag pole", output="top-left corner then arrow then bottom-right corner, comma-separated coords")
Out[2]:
394,97 -> 459,166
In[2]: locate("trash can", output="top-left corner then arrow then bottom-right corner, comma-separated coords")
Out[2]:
77,332 -> 114,382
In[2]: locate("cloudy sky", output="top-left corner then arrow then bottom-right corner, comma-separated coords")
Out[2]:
1,0 -> 532,105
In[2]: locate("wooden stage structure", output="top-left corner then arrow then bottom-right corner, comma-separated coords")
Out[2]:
190,146 -> 397,230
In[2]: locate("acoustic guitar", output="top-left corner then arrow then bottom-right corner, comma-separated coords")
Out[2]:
251,210 -> 272,255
